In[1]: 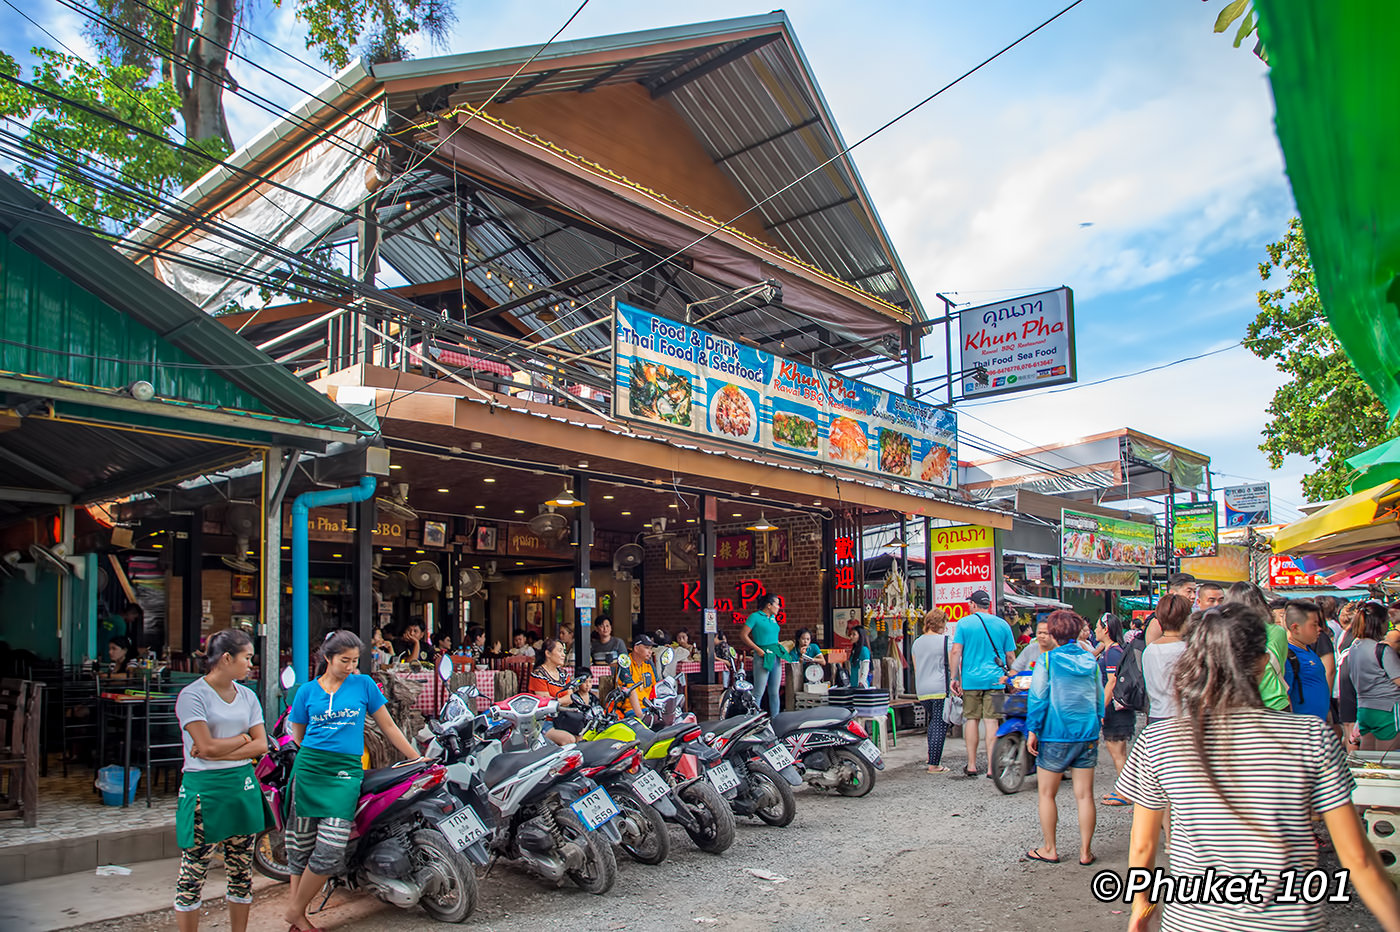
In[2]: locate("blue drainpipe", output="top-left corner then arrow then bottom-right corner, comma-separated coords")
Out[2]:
291,475 -> 378,683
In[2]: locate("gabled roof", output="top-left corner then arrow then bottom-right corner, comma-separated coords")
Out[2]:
374,12 -> 922,322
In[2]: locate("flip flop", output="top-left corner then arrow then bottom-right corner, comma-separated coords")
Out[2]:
1025,849 -> 1059,864
1101,793 -> 1130,806
1079,855 -> 1097,867
927,765 -> 949,773
962,768 -> 980,778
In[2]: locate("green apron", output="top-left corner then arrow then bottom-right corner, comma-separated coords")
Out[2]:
756,643 -> 791,671
291,746 -> 364,820
177,763 -> 268,848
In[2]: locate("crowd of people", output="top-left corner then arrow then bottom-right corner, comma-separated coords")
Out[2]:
951,573 -> 1400,930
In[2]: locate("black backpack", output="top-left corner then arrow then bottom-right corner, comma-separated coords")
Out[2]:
1114,637 -> 1149,713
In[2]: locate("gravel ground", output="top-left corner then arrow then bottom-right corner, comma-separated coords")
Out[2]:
74,732 -> 1386,932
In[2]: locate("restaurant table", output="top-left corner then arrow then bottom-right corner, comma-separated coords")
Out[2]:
392,668 -> 497,715
97,693 -> 146,808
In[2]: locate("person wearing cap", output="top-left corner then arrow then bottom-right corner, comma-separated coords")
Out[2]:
949,590 -> 1016,778
609,635 -> 657,720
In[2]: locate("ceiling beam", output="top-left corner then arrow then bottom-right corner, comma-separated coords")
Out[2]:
575,60 -> 634,93
467,255 -> 641,322
495,69 -> 561,106
713,116 -> 822,164
649,34 -> 783,99
763,195 -> 858,232
0,487 -> 72,505
0,445 -> 83,494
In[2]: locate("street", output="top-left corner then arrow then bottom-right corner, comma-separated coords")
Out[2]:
75,733 -> 1384,932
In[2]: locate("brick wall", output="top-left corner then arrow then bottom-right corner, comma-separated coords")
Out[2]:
639,515 -> 824,643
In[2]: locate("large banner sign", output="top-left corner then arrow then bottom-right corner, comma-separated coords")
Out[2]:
930,524 -> 996,622
1223,483 -> 1271,527
1061,508 -> 1155,566
614,302 -> 958,488
1172,502 -> 1219,558
959,287 -> 1076,398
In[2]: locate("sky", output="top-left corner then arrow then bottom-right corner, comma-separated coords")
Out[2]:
5,0 -> 1310,520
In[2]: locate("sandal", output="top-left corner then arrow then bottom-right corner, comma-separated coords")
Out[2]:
1101,793 -> 1130,806
962,768 -> 980,778
1025,848 -> 1059,863
927,765 -> 949,773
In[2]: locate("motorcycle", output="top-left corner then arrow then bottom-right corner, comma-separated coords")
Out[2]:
720,662 -> 884,797
578,697 -> 736,856
422,675 -> 623,894
990,669 -> 1036,794
255,668 -> 481,923
700,701 -> 801,828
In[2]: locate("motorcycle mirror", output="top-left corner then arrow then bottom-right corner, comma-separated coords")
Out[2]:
280,665 -> 297,689
436,654 -> 454,683
659,646 -> 674,666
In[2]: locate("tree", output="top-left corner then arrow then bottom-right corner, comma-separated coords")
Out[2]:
1207,0 -> 1267,62
284,0 -> 456,69
1246,218 -> 1400,500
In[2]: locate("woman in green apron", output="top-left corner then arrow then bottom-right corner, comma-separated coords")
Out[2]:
739,593 -> 789,714
173,628 -> 268,932
283,631 -> 425,932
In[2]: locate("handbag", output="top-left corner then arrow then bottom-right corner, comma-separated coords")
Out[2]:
941,635 -> 963,725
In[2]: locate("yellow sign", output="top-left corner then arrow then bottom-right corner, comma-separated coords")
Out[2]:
930,524 -> 993,553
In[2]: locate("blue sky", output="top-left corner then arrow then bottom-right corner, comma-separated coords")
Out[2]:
6,0 -> 1310,519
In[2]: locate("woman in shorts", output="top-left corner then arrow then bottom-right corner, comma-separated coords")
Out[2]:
1343,601 -> 1400,750
1094,613 -> 1134,806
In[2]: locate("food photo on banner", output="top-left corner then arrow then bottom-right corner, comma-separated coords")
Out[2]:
1172,501 -> 1219,558
613,301 -> 957,488
958,287 -> 1076,399
1059,508 -> 1151,591
1222,483 -> 1271,527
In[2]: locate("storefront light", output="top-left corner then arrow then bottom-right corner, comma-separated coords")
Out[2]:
547,484 -> 583,507
746,513 -> 778,533
437,488 -> 450,493
883,533 -> 909,549
483,477 -> 496,483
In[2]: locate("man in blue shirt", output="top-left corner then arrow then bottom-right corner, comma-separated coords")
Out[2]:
950,590 -> 1016,778
1283,599 -> 1329,720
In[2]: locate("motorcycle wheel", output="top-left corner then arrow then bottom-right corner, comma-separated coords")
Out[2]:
410,829 -> 478,923
554,808 -> 617,894
613,786 -> 670,865
991,733 -> 1027,795
679,779 -> 736,854
746,760 -> 796,827
252,829 -> 291,883
833,748 -> 877,798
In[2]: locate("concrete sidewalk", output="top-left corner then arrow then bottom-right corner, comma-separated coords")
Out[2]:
0,855 -> 279,931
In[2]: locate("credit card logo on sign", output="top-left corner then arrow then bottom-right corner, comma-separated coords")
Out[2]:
993,377 -> 1005,387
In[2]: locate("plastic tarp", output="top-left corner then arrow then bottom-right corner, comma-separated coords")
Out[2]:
1256,0 -> 1400,417
1346,438 -> 1400,493
151,104 -> 386,312
1124,434 -> 1208,492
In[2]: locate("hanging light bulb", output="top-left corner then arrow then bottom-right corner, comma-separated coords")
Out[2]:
746,513 -> 778,532
486,269 -> 493,279
883,531 -> 908,549
433,229 -> 441,241
546,484 -> 583,508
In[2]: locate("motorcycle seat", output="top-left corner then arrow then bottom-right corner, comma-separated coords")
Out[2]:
698,714 -> 761,736
360,759 -> 433,796
651,721 -> 696,744
574,739 -> 637,769
769,708 -> 853,736
483,744 -> 563,788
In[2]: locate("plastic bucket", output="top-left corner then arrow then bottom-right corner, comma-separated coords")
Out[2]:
95,765 -> 141,806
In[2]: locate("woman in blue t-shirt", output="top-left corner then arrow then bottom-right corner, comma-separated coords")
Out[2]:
283,631 -> 424,932
848,626 -> 873,688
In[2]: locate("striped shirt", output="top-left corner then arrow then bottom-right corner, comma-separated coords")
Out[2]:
1115,709 -> 1354,931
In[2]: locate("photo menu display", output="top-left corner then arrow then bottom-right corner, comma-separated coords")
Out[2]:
614,302 -> 957,488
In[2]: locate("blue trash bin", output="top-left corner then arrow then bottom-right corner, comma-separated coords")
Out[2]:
95,765 -> 141,806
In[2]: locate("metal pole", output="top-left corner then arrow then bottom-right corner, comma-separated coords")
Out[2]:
354,497 -> 375,672
260,449 -> 284,724
700,494 -> 716,685
1166,478 -> 1178,576
181,509 -> 204,657
822,515 -> 835,651
941,294 -> 956,405
899,513 -> 910,693
573,475 -> 592,672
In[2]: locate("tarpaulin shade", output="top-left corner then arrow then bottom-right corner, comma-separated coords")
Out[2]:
1256,0 -> 1400,418
1272,480 -> 1400,555
1346,438 -> 1400,493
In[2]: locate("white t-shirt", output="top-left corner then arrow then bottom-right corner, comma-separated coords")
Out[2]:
175,678 -> 263,772
911,633 -> 951,700
1142,640 -> 1187,719
1117,710 -> 1354,932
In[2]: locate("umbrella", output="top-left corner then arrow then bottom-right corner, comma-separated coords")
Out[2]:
1272,480 -> 1400,555
1346,438 -> 1400,493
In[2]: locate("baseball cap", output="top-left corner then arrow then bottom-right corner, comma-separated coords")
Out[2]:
968,590 -> 992,607
632,634 -> 656,648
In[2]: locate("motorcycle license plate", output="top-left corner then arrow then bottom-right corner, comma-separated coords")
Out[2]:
630,769 -> 670,805
762,743 -> 795,771
856,739 -> 881,763
436,805 -> 488,851
708,761 -> 740,794
570,786 -> 620,830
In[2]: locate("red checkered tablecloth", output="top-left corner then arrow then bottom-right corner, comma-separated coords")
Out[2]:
397,669 -> 496,715
407,341 -> 514,379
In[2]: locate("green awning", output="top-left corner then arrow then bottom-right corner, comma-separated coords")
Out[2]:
1346,437 -> 1400,493
1256,0 -> 1400,417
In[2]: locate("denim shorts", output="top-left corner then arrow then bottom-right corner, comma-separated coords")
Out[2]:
1036,739 -> 1098,773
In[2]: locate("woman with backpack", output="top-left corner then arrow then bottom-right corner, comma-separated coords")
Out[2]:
1341,601 -> 1400,751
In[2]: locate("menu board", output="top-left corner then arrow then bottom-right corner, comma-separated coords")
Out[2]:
1172,502 -> 1219,558
614,302 -> 958,488
1060,508 -> 1155,566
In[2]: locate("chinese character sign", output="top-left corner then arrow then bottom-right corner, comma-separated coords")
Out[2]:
715,533 -> 755,569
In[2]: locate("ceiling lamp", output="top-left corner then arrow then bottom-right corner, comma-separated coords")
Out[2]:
747,513 -> 778,532
546,484 -> 583,508
884,532 -> 909,549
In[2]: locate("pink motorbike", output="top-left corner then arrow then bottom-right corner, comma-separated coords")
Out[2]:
252,673 -> 482,924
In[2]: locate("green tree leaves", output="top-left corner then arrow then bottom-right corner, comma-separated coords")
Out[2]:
1246,218 -> 1399,500
280,0 -> 457,69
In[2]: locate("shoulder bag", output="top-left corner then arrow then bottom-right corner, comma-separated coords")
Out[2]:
942,635 -> 963,725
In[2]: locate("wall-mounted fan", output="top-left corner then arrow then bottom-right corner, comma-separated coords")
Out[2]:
409,560 -> 442,591
0,551 -> 34,584
665,536 -> 699,572
30,543 -> 71,577
528,506 -> 569,546
459,567 -> 484,598
376,482 -> 418,522
371,553 -> 387,580
483,560 -> 505,583
640,517 -> 677,541
613,543 -> 644,580
221,503 -> 258,573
